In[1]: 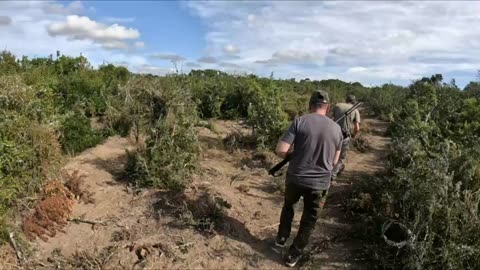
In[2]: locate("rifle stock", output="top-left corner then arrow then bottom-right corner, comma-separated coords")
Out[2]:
268,102 -> 363,176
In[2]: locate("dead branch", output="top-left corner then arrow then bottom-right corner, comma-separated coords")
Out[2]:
67,217 -> 107,226
8,232 -> 24,263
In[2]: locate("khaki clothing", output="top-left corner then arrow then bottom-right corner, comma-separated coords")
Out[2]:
332,103 -> 361,137
331,103 -> 361,180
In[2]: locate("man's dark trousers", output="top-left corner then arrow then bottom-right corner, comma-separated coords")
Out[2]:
277,182 -> 328,253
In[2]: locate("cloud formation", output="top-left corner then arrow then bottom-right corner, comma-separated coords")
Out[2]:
223,44 -> 239,54
187,1 -> 480,85
103,17 -> 136,23
47,15 -> 140,50
219,62 -> 241,68
136,64 -> 176,75
186,62 -> 201,68
0,16 -> 11,26
0,1 -> 152,76
43,1 -> 84,15
198,56 -> 217,64
151,53 -> 186,63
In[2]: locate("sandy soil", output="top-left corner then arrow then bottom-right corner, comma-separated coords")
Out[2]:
1,118 -> 389,269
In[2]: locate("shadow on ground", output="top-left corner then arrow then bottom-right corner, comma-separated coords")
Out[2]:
148,190 -> 285,266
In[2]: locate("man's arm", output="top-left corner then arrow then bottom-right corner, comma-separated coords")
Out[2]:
353,109 -> 361,134
333,150 -> 341,166
333,129 -> 343,166
276,118 -> 297,159
354,123 -> 360,133
275,141 -> 292,159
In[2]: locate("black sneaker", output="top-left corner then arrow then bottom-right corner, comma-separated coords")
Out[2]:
275,236 -> 287,247
285,248 -> 302,267
271,236 -> 287,253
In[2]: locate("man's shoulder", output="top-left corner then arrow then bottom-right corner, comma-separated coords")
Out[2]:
296,113 -> 316,121
335,103 -> 352,110
300,114 -> 340,127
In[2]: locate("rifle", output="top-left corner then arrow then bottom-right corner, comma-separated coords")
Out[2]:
268,102 -> 363,176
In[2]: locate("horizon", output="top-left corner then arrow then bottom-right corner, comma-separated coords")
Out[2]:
1,1 -> 479,88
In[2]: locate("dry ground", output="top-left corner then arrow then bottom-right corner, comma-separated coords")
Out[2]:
1,118 -> 389,269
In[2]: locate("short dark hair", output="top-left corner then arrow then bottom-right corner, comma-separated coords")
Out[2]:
310,102 -> 329,110
346,95 -> 356,104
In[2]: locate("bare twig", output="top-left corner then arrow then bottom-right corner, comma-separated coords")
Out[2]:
8,232 -> 24,263
3,262 -> 22,269
67,217 -> 107,226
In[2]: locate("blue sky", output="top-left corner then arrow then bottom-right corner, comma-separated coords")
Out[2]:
0,1 -> 479,88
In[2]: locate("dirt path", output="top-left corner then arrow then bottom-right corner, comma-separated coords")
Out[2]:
6,118 -> 389,269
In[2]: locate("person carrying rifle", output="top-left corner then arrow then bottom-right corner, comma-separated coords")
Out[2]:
331,95 -> 361,180
273,90 -> 343,267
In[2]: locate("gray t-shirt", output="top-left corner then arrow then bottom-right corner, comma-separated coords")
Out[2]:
280,114 -> 343,190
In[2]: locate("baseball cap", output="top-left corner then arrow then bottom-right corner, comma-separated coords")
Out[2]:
310,90 -> 330,105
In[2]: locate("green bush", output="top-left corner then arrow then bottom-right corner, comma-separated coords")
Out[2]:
60,113 -> 104,154
246,80 -> 289,148
124,77 -> 200,190
352,76 -> 480,269
0,116 -> 62,241
0,75 -> 63,236
367,84 -> 407,119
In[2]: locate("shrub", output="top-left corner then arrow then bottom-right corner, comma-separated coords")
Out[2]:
246,80 -> 289,149
366,84 -> 407,119
60,113 -> 104,154
0,76 -> 63,240
351,77 -> 480,269
124,77 -> 200,190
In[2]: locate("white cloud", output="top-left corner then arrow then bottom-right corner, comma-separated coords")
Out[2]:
186,62 -> 201,68
219,62 -> 241,68
198,56 -> 217,64
135,41 -> 144,48
47,15 -> 140,49
135,64 -> 176,76
103,17 -> 136,23
187,1 -> 480,86
102,40 -> 129,50
43,1 -> 83,15
0,1 -> 148,73
223,44 -> 239,54
151,53 -> 186,62
256,50 -> 325,65
0,16 -> 12,26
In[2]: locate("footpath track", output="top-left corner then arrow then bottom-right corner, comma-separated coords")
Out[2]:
1,118 -> 389,269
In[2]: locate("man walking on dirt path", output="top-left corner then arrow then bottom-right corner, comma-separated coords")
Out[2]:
331,95 -> 361,181
273,90 -> 343,267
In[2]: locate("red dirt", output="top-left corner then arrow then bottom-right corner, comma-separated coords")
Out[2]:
22,180 -> 75,242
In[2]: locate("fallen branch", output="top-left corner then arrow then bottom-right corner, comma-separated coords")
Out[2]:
259,223 -> 280,230
67,217 -> 107,226
8,232 -> 24,263
3,262 -> 22,269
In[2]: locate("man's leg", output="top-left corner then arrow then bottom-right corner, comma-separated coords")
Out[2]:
331,137 -> 350,180
276,183 -> 302,243
288,189 -> 328,257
